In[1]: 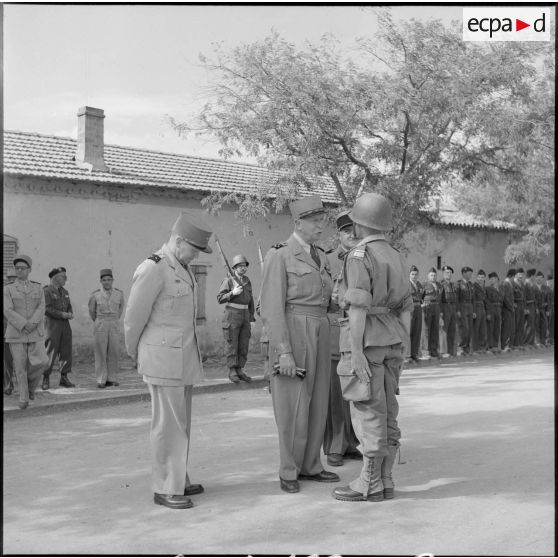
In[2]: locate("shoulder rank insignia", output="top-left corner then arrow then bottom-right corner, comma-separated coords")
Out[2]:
272,242 -> 287,250
147,254 -> 162,263
351,247 -> 366,259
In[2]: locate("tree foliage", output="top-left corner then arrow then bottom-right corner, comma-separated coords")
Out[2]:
172,9 -> 553,257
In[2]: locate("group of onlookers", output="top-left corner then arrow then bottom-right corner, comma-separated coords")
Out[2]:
408,265 -> 554,361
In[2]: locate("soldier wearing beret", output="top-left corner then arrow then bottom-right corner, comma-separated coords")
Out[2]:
217,255 -> 255,384
456,266 -> 474,355
124,212 -> 213,509
3,255 -> 49,409
500,269 -> 516,352
323,210 -> 360,468
331,193 -> 412,502
421,267 -> 442,358
88,269 -> 125,388
472,270 -> 488,353
513,268 -> 527,349
42,266 -> 75,389
408,265 -> 423,362
260,195 -> 339,494
534,271 -> 549,347
440,265 -> 458,357
523,269 -> 538,348
485,272 -> 503,352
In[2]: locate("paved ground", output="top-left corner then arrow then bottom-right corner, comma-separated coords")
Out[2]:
3,350 -> 554,555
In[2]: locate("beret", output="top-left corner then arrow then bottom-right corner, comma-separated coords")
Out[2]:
410,265 -> 419,272
442,265 -> 454,273
477,269 -> 486,275
48,266 -> 67,279
535,271 -> 544,277
461,266 -> 473,273
547,274 -> 554,280
506,269 -> 516,278
488,272 -> 498,279
428,267 -> 437,274
526,268 -> 537,277
516,267 -> 525,273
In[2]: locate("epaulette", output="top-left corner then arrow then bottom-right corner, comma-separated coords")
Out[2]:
30,281 -> 41,285
349,246 -> 366,260
272,242 -> 287,250
147,254 -> 162,263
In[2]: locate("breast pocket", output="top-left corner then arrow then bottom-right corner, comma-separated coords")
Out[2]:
286,264 -> 314,298
163,280 -> 191,312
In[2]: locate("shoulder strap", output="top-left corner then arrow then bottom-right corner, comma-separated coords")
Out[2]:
147,254 -> 162,263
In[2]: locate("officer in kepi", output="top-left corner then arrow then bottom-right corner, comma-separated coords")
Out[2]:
217,255 -> 256,383
89,269 -> 125,388
3,255 -> 49,409
42,266 -> 75,389
260,194 -> 339,494
124,212 -> 212,510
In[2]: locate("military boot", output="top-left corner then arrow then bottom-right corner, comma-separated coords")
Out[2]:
332,456 -> 384,502
59,374 -> 75,388
366,456 -> 384,501
228,368 -> 241,383
41,375 -> 50,390
236,367 -> 252,383
381,444 -> 398,499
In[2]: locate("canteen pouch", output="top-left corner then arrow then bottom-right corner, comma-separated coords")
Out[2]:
336,353 -> 370,402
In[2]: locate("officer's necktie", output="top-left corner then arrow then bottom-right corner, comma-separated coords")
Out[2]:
310,245 -> 320,268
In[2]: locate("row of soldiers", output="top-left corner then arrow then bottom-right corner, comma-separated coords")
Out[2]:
408,265 -> 554,360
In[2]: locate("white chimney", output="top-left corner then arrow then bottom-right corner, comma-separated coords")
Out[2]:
75,106 -> 109,171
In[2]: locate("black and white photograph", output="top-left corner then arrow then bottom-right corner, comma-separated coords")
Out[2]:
2,3 -> 554,556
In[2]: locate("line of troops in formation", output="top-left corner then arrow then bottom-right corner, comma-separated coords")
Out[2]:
3,261 -> 125,408
408,265 -> 554,361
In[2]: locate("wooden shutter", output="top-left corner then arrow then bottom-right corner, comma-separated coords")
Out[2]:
191,264 -> 207,324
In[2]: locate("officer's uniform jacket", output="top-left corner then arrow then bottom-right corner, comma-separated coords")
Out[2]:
472,282 -> 487,311
88,288 -> 125,321
44,284 -> 73,321
456,279 -> 474,312
501,280 -> 516,311
410,280 -> 424,308
422,280 -> 443,306
440,280 -> 457,306
3,280 -> 46,343
328,249 -> 347,360
260,234 -> 333,356
513,280 -> 526,305
485,285 -> 503,316
524,280 -> 537,308
124,243 -> 203,386
217,275 -> 255,321
340,234 -> 412,348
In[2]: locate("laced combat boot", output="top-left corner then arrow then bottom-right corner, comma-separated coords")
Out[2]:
381,444 -> 399,499
59,374 -> 75,388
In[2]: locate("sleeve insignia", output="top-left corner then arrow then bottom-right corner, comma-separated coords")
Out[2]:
351,248 -> 366,260
147,254 -> 162,263
272,242 -> 287,250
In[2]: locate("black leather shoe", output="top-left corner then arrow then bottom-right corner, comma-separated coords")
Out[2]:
332,486 -> 367,501
97,383 -> 106,389
327,453 -> 344,467
29,392 -> 35,400
237,369 -> 252,383
18,401 -> 29,410
59,375 -> 75,388
184,484 -> 204,496
41,376 -> 50,390
299,470 -> 340,483
105,381 -> 120,387
228,369 -> 241,383
154,493 -> 193,509
280,478 -> 299,493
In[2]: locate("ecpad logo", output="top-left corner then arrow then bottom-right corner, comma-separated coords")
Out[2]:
463,8 -> 551,41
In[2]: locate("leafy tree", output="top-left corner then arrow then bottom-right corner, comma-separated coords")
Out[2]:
172,9 -> 553,255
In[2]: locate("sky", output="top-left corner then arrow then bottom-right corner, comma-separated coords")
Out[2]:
4,4 -> 463,160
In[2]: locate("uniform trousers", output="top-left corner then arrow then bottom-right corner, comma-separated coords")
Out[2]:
487,308 -> 502,349
9,342 -> 49,404
442,304 -> 457,356
423,303 -> 440,357
323,358 -> 359,456
472,304 -> 487,351
349,343 -> 402,495
523,303 -> 536,346
548,309 -> 554,343
409,305 -> 422,359
147,384 -> 194,495
535,310 -> 548,345
222,307 -> 251,369
94,319 -> 120,384
271,309 -> 330,481
44,319 -> 73,376
4,341 -> 15,391
500,308 -> 515,349
458,303 -> 474,354
513,302 -> 525,347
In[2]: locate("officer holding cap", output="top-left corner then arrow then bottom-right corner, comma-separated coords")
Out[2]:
124,212 -> 213,510
42,266 -> 75,389
217,254 -> 255,383
3,255 -> 49,409
89,269 -> 125,388
260,194 -> 338,494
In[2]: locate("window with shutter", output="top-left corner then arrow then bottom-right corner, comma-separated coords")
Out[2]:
3,235 -> 19,282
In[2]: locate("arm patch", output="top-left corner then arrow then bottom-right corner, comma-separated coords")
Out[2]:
147,254 -> 162,263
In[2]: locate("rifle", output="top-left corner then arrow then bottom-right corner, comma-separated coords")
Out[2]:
257,242 -> 265,272
214,235 -> 241,288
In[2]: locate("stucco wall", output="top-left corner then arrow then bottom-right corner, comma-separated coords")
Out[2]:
4,177 -> 554,359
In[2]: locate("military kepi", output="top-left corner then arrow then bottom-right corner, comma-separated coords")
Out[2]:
172,212 -> 213,254
48,266 -> 67,278
289,195 -> 325,220
13,254 -> 32,268
100,268 -> 113,279
335,210 -> 352,231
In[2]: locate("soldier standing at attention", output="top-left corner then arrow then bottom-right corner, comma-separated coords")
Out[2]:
331,193 -> 412,502
421,268 -> 442,359
457,266 -> 474,355
88,269 -> 125,388
546,274 -> 554,344
124,213 -> 213,509
523,269 -> 538,348
500,269 -> 516,352
408,265 -> 423,362
534,271 -> 549,347
42,267 -> 75,389
323,210 -> 360,468
485,272 -> 503,352
217,255 -> 255,383
513,268 -> 527,350
3,255 -> 49,409
472,270 -> 488,354
3,268 -> 17,395
440,265 -> 458,357
260,195 -> 338,494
